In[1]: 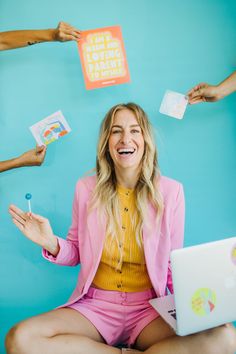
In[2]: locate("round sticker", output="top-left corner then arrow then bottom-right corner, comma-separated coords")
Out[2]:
231,245 -> 236,265
191,288 -> 216,316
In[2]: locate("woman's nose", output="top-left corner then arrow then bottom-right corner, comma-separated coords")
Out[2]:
121,131 -> 131,144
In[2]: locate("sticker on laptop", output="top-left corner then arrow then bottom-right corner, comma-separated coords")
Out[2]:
191,288 -> 216,316
231,245 -> 236,265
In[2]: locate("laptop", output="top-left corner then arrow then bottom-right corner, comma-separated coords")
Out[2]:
150,237 -> 236,336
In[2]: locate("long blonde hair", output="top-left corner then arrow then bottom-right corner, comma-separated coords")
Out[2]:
90,102 -> 163,248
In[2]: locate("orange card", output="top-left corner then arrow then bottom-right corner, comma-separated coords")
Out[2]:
78,26 -> 130,90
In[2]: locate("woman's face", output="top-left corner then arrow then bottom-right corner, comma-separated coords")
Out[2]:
108,108 -> 145,174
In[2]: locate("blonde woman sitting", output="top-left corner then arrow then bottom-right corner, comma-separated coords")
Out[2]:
7,103 -> 236,354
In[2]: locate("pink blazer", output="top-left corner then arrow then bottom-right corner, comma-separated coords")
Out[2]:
43,175 -> 185,307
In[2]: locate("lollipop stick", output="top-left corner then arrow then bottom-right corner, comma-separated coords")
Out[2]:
28,200 -> 32,213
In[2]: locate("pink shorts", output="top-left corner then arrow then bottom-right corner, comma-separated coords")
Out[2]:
67,287 -> 159,347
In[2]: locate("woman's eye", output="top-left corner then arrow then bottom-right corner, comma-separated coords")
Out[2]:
112,130 -> 121,134
131,129 -> 140,134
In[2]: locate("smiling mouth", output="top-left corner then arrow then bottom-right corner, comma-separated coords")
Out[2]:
117,148 -> 135,155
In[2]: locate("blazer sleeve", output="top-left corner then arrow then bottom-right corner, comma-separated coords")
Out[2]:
42,183 -> 81,266
167,183 -> 185,293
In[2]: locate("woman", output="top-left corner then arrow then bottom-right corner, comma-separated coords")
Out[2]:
6,103 -> 236,354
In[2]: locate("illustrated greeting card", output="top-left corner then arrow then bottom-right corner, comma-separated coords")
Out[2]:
78,26 -> 130,90
159,90 -> 188,119
29,111 -> 71,146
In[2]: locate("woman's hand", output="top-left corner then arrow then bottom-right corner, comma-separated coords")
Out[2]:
188,72 -> 236,105
17,145 -> 47,167
53,21 -> 81,42
9,204 -> 60,256
187,83 -> 222,104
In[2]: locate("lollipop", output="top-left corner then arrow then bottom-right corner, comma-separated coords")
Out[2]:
25,193 -> 32,213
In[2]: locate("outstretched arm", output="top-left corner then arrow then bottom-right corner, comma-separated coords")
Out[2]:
0,21 -> 81,50
188,71 -> 236,104
0,145 -> 46,173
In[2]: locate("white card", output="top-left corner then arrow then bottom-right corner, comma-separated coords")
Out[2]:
159,90 -> 188,119
29,111 -> 71,146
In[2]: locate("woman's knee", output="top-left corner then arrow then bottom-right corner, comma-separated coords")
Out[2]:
205,323 -> 236,354
220,324 -> 236,353
5,321 -> 34,354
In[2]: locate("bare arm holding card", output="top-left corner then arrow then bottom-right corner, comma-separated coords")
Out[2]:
188,71 -> 236,104
0,21 -> 81,51
0,145 -> 46,173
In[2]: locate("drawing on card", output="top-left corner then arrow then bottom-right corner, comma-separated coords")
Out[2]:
30,111 -> 71,146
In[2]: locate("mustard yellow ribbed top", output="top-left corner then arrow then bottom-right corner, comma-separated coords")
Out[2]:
92,185 -> 153,292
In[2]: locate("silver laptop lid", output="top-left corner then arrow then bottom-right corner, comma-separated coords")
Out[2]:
171,237 -> 236,336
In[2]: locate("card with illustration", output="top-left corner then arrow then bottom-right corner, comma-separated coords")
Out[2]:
78,26 -> 130,90
159,90 -> 188,119
29,111 -> 71,146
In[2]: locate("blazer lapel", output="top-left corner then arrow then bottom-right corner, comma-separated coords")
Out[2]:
86,203 -> 107,266
143,202 -> 162,295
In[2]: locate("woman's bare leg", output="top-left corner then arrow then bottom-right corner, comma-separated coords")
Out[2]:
5,308 -> 121,354
135,317 -> 236,354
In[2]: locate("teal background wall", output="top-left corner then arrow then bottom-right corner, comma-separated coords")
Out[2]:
0,0 -> 235,352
